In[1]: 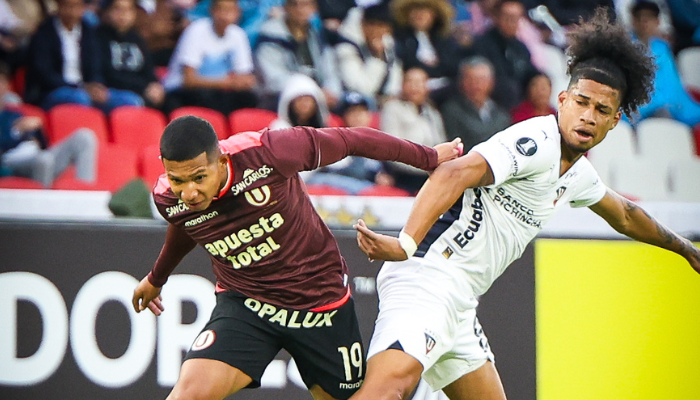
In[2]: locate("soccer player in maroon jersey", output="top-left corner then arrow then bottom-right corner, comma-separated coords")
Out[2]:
131,115 -> 463,400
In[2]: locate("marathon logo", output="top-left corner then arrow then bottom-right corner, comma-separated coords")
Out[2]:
166,201 -> 189,217
204,213 -> 284,269
244,298 -> 338,328
339,380 -> 363,390
493,187 -> 542,228
453,188 -> 484,249
185,211 -> 219,227
232,165 -> 273,196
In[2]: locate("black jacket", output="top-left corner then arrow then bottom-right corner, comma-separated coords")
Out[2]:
24,17 -> 102,105
473,27 -> 538,110
96,24 -> 157,95
393,27 -> 465,80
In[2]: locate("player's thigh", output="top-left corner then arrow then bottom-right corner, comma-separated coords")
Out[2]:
285,298 -> 365,400
442,361 -> 507,400
167,358 -> 252,400
183,292 -> 282,388
421,309 -> 495,391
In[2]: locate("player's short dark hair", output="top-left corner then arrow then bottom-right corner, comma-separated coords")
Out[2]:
565,7 -> 655,118
160,116 -> 220,163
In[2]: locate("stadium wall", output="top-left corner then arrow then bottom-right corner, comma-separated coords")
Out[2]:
1,221 -> 698,399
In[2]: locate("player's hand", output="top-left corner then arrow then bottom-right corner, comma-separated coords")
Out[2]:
132,276 -> 165,316
353,219 -> 408,262
434,138 -> 464,165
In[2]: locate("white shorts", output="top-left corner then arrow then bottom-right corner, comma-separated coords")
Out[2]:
367,258 -> 495,391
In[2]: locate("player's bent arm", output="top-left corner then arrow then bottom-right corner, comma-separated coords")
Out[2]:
589,189 -> 700,274
403,151 -> 495,245
355,152 -> 494,262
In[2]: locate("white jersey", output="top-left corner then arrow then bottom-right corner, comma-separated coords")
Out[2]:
413,115 -> 606,296
163,18 -> 254,91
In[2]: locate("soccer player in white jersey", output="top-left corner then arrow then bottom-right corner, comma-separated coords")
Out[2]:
351,8 -> 700,400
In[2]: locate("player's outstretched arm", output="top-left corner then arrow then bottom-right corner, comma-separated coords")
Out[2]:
355,151 -> 494,261
590,189 -> 700,274
312,127 -> 462,171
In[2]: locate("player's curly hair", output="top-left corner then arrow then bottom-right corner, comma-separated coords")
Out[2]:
566,7 -> 656,117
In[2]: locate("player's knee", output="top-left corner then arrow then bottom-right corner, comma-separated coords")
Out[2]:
356,370 -> 420,400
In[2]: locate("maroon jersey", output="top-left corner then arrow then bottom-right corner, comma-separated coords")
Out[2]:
150,126 -> 437,310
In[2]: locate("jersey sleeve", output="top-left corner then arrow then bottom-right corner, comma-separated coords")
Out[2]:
470,119 -> 554,186
264,126 -> 438,178
148,224 -> 197,287
569,159 -> 608,208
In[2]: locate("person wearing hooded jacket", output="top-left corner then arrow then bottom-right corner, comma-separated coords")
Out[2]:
269,72 -> 330,129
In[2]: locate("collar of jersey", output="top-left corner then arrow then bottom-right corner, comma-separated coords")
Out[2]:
214,158 -> 234,200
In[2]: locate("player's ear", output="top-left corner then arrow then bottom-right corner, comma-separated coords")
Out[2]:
218,153 -> 228,168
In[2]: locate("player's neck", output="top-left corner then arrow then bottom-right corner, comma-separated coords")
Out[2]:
559,144 -> 583,176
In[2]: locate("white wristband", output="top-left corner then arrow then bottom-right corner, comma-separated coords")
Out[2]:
398,230 -> 418,258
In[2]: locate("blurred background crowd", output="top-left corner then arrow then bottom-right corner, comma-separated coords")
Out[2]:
0,0 -> 699,201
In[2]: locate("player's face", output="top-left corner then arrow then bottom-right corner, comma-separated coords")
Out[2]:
163,152 -> 228,212
557,79 -> 622,155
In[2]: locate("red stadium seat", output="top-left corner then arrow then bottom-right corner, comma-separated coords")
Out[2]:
110,106 -> 166,150
53,143 -> 138,192
47,104 -> 109,145
357,185 -> 412,197
0,176 -> 45,189
328,113 -> 345,127
170,106 -> 230,139
139,144 -> 164,188
694,124 -> 700,156
305,184 -> 350,196
229,108 -> 276,134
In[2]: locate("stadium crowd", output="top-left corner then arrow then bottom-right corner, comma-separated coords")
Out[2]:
0,0 -> 699,200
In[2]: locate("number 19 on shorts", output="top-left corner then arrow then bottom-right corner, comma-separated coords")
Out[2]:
337,342 -> 363,381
